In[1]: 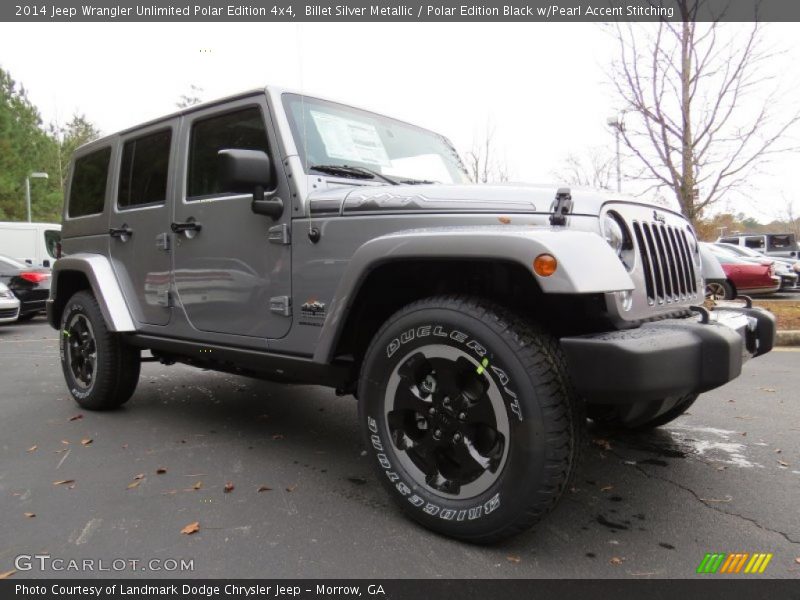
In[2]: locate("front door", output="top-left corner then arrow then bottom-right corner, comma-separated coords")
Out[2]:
171,96 -> 292,339
109,123 -> 176,326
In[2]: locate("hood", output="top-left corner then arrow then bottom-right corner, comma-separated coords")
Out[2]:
307,182 -> 682,217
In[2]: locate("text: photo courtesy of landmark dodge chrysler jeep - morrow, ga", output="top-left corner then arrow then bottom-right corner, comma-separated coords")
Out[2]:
48,87 -> 775,542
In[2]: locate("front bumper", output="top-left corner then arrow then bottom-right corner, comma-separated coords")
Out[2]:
560,305 -> 775,403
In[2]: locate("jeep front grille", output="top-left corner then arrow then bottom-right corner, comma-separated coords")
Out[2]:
632,221 -> 698,305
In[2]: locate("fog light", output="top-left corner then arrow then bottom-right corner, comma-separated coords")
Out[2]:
617,290 -> 633,311
533,254 -> 557,277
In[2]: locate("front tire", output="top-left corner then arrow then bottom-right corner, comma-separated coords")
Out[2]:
358,296 -> 581,543
59,291 -> 140,410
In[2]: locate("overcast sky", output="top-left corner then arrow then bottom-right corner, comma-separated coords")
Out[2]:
1,22 -> 798,221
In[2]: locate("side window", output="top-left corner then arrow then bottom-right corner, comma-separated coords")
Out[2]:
768,235 -> 793,250
44,230 -> 60,258
186,107 -> 270,200
68,147 -> 111,217
744,236 -> 765,249
118,129 -> 172,209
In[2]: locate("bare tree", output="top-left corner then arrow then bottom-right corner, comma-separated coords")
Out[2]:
465,121 -> 511,184
176,84 -> 204,109
552,147 -> 616,190
609,3 -> 800,224
778,195 -> 799,238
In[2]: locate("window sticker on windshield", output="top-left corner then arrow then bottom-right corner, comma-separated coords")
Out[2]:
310,110 -> 391,167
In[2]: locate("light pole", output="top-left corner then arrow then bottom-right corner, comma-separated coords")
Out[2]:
606,113 -> 626,193
25,172 -> 48,222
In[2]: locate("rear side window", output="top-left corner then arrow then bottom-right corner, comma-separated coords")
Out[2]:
69,148 -> 111,217
744,236 -> 765,249
718,237 -> 739,245
118,129 -> 172,209
768,234 -> 795,250
186,107 -> 270,200
44,230 -> 60,258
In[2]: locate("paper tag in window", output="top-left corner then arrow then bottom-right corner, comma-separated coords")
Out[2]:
310,110 -> 391,167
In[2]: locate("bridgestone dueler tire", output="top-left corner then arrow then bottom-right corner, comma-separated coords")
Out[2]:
59,291 -> 140,410
357,295 -> 582,543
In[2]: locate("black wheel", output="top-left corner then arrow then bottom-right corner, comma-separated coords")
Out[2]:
705,280 -> 734,300
59,291 -> 140,410
358,295 -> 581,543
588,394 -> 698,431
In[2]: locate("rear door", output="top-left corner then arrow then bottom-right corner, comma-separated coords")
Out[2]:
171,96 -> 292,339
108,123 -> 176,326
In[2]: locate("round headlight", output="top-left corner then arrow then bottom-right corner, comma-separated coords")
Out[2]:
602,213 -> 624,255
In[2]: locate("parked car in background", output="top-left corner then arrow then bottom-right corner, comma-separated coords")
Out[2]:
700,243 -> 736,299
717,232 -> 798,259
714,242 -> 799,290
0,254 -> 51,321
709,250 -> 780,296
0,282 -> 21,324
0,222 -> 61,268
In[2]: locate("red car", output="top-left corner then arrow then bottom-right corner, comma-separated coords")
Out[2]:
714,253 -> 781,296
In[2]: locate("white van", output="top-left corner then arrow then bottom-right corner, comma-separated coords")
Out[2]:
0,222 -> 62,268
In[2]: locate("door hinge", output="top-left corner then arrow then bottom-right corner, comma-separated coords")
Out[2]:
270,295 -> 292,317
156,232 -> 171,252
268,223 -> 291,245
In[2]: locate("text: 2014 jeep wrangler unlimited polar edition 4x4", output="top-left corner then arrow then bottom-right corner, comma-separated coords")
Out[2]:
47,87 -> 775,543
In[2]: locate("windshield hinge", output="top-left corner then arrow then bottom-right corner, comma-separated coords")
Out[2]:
270,296 -> 292,317
550,187 -> 573,226
268,223 -> 291,245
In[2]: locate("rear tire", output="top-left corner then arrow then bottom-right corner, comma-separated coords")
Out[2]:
59,291 -> 140,410
705,280 -> 734,300
358,295 -> 581,543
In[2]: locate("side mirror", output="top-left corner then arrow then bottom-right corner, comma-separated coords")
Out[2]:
218,149 -> 284,219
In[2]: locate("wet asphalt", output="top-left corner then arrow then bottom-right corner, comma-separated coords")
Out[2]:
1,317 -> 798,579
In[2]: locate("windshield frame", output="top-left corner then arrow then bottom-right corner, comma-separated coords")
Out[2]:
281,93 -> 468,185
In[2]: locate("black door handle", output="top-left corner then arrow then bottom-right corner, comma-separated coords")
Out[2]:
109,226 -> 133,238
171,220 -> 202,234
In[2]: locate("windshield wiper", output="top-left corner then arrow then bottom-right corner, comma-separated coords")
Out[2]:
310,164 -> 399,185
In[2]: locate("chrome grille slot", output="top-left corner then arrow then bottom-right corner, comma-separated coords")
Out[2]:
633,219 -> 699,305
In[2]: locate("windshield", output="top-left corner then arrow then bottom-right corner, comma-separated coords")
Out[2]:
283,94 -> 469,185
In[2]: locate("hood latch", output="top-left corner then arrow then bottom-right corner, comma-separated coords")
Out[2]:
550,187 -> 573,226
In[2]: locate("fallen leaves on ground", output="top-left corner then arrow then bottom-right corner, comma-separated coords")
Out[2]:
794,557 -> 800,565
760,387 -> 776,393
600,485 -> 614,492
0,570 -> 16,579
68,414 -> 83,421
52,479 -> 74,486
180,521 -> 200,535
778,460 -> 790,467
609,557 -> 625,566
257,486 -> 272,492
592,438 -> 612,451
272,434 -> 284,440
24,512 -> 35,518
27,445 -> 37,452
61,440 -> 70,445
700,495 -> 733,503
127,479 -> 142,489
285,484 -> 297,492
224,482 -> 234,493
192,481 -> 203,490
156,467 -> 167,474
81,438 -> 93,446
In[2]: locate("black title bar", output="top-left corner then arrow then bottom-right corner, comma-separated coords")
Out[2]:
3,0 -> 800,22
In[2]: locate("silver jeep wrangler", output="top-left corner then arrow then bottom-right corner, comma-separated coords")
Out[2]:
48,86 -> 775,542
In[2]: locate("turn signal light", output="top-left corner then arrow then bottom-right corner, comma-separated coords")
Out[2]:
533,254 -> 557,277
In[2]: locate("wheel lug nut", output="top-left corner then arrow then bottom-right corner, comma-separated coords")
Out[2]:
443,397 -> 450,407
428,407 -> 437,415
458,412 -> 466,421
433,429 -> 442,440
452,433 -> 462,443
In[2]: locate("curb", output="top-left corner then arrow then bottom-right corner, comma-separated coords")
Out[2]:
776,330 -> 800,347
